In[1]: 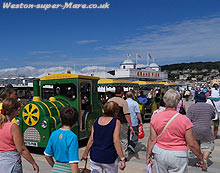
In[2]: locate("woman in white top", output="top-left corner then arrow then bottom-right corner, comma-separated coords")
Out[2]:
206,97 -> 220,139
211,83 -> 220,98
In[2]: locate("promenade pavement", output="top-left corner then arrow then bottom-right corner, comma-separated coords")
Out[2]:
23,100 -> 220,173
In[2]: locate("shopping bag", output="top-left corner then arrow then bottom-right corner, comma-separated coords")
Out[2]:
187,148 -> 194,159
146,163 -> 153,173
138,124 -> 145,139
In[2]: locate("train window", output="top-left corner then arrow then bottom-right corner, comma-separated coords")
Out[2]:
42,84 -> 77,100
80,82 -> 91,131
42,85 -> 54,100
80,82 -> 91,110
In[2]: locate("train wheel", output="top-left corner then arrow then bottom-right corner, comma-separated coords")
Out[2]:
22,103 -> 40,126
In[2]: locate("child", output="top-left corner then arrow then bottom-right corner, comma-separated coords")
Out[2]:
44,106 -> 79,173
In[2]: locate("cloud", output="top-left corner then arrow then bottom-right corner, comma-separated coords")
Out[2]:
76,40 -> 99,45
0,65 -> 116,79
24,55 -> 123,68
80,66 -> 115,73
99,15 -> 220,64
0,66 -> 78,78
0,57 -> 8,61
30,50 -> 59,55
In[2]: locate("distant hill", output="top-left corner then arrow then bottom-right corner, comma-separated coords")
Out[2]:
161,61 -> 220,71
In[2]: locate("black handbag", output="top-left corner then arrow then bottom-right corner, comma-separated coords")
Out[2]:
179,100 -> 186,115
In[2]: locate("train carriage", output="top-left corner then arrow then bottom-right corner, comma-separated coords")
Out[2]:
16,73 -> 102,148
132,81 -> 179,121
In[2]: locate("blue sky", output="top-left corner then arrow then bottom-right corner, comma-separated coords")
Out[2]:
0,0 -> 220,70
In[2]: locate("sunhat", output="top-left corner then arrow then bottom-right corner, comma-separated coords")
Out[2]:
195,93 -> 206,102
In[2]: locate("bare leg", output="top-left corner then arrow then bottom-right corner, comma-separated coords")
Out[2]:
214,126 -> 218,139
203,151 -> 211,160
202,151 -> 211,171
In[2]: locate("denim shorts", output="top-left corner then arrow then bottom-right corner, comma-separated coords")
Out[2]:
11,160 -> 23,173
200,141 -> 215,152
199,141 -> 215,152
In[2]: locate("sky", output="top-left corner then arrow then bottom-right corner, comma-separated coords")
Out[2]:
0,0 -> 220,71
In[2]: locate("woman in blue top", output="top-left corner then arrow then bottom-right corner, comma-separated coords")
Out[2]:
82,101 -> 126,173
44,106 -> 79,173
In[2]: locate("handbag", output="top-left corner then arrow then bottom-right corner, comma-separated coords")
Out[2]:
179,100 -> 186,115
79,159 -> 91,173
138,124 -> 145,139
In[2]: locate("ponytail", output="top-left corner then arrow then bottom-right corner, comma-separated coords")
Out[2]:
0,113 -> 8,128
2,98 -> 20,120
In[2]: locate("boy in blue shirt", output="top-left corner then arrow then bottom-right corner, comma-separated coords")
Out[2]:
44,106 -> 79,173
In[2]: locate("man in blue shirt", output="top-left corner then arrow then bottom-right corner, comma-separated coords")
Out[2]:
126,92 -> 143,153
138,91 -> 147,105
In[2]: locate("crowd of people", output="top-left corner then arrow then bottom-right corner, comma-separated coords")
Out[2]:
0,83 -> 220,173
147,83 -> 220,172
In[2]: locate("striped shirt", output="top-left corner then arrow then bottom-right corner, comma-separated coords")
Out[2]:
187,103 -> 215,142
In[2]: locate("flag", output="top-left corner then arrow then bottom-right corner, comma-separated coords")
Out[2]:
148,53 -> 152,59
128,53 -> 132,57
136,54 -> 141,59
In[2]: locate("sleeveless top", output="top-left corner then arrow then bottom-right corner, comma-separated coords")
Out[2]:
211,88 -> 220,98
0,122 -> 17,152
90,117 -> 118,164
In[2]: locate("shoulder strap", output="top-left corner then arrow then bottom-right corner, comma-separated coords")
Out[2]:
157,113 -> 180,139
181,99 -> 184,107
210,99 -> 216,108
210,99 -> 219,114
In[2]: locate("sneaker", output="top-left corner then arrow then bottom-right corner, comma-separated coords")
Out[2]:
202,159 -> 208,171
128,145 -> 135,153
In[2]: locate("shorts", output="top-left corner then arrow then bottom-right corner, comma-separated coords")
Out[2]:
197,141 -> 215,152
212,119 -> 219,127
52,162 -> 71,173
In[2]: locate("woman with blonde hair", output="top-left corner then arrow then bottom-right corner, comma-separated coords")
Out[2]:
146,89 -> 204,172
0,98 -> 39,173
82,101 -> 126,173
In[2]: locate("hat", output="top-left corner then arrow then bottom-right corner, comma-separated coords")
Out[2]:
213,83 -> 219,87
195,93 -> 206,102
203,88 -> 207,93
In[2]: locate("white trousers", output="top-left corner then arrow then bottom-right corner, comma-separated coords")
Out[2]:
90,158 -> 119,173
153,144 -> 188,173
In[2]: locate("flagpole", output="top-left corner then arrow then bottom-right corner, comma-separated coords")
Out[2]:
136,54 -> 138,66
147,54 -> 149,66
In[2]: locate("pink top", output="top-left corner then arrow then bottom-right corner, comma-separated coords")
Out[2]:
205,92 -> 210,98
176,100 -> 185,112
151,110 -> 193,151
0,122 -> 16,152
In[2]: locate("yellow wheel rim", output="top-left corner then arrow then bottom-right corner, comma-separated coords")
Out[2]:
22,103 -> 40,126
